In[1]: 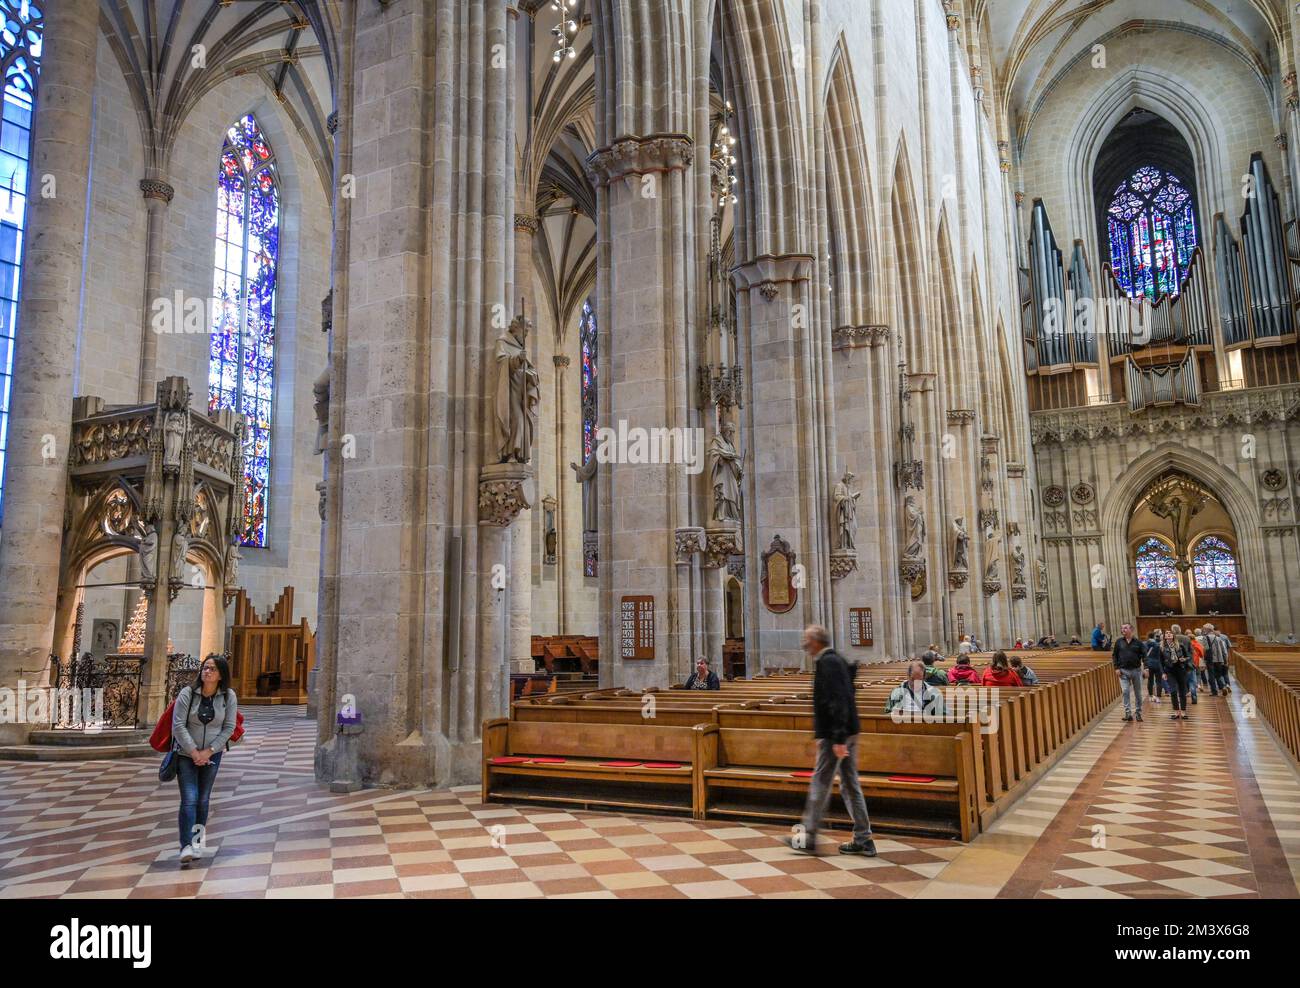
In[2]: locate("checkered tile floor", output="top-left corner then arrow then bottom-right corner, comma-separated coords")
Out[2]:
1,675 -> 1298,899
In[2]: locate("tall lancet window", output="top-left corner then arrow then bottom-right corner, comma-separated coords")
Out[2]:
0,0 -> 42,522
1107,165 -> 1198,300
579,297 -> 597,577
209,114 -> 279,547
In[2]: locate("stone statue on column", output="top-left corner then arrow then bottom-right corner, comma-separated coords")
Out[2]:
903,494 -> 926,559
139,527 -> 158,586
313,367 -> 330,455
225,543 -> 241,587
163,411 -> 186,471
170,531 -> 189,584
832,471 -> 861,551
494,312 -> 540,464
1011,544 -> 1026,585
982,518 -> 1001,590
949,516 -> 970,572
709,419 -> 744,525
570,456 -> 597,534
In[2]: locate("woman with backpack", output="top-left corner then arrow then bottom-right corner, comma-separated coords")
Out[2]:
172,655 -> 239,863
1160,629 -> 1193,721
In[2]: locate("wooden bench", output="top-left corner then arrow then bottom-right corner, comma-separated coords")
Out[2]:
698,726 -> 978,841
482,718 -> 704,815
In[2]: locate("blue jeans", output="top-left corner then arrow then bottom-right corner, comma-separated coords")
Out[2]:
1119,667 -> 1143,717
176,751 -> 222,850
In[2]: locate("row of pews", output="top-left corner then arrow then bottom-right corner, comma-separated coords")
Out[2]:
1231,646 -> 1300,769
483,649 -> 1120,841
530,635 -> 598,676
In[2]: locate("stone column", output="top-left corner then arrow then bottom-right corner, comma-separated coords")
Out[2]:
509,212 -> 538,673
733,255 -> 821,670
0,1 -> 99,744
136,179 -> 175,401
588,135 -> 698,692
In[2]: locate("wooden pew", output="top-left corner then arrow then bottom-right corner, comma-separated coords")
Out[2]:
482,718 -> 705,815
698,726 -> 978,841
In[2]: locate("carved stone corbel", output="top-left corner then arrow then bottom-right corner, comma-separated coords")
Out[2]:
829,551 -> 857,581
704,527 -> 742,568
478,462 -> 534,527
674,526 -> 705,565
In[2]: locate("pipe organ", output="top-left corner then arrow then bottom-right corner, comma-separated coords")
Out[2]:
1125,352 -> 1200,411
1103,248 -> 1213,356
1028,199 -> 1069,368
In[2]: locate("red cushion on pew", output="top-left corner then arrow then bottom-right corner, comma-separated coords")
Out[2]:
643,762 -> 683,769
529,757 -> 567,764
600,761 -> 644,767
488,756 -> 529,765
790,770 -> 814,778
888,774 -> 936,784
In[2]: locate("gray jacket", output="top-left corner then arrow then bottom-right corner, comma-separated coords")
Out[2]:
172,685 -> 239,758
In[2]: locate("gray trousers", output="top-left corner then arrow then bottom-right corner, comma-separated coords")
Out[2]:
1119,666 -> 1143,717
800,736 -> 873,844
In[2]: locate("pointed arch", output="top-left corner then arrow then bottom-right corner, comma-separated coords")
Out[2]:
718,0 -> 810,258
934,212 -> 965,409
823,35 -> 878,330
889,138 -> 928,366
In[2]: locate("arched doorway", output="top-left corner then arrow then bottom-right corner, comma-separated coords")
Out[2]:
1125,469 -> 1245,637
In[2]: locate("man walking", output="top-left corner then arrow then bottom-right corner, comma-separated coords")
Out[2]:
787,624 -> 877,857
1112,622 -> 1146,722
1204,623 -> 1232,695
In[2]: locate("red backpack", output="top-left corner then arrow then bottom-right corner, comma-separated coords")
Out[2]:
150,690 -> 245,752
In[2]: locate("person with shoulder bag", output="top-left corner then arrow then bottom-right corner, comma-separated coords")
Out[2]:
1160,629 -> 1193,721
170,655 -> 239,864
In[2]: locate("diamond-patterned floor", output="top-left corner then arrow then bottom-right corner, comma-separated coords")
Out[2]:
1,672 -> 1298,899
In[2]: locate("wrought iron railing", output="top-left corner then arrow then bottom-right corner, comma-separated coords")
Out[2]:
48,652 -> 143,729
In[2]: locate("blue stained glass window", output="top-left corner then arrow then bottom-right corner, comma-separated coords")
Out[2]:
1107,166 -> 1198,300
1134,537 -> 1178,590
209,114 -> 278,547
579,297 -> 596,578
1192,536 -> 1238,590
0,0 -> 42,524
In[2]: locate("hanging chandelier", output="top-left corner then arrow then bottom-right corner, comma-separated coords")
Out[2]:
711,101 -> 739,208
551,0 -> 577,63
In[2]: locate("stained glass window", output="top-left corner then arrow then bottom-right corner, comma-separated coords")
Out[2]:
1192,535 -> 1238,590
208,114 -> 278,547
580,298 -> 597,462
1107,165 -> 1198,300
0,0 -> 42,524
579,297 -> 596,578
1134,537 -> 1178,590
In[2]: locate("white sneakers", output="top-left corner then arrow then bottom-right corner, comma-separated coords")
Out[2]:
178,844 -> 195,864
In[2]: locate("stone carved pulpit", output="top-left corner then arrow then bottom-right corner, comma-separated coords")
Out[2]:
56,376 -> 246,727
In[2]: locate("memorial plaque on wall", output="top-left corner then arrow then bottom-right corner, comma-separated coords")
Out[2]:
848,608 -> 874,647
620,595 -> 655,659
761,534 -> 797,614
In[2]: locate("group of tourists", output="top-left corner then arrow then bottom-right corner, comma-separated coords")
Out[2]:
1110,620 -> 1233,722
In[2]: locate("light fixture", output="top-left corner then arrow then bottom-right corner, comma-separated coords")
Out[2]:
550,0 -> 577,63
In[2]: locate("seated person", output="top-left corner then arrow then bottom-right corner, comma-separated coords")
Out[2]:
684,657 -> 720,690
886,660 -> 945,716
947,653 -> 982,685
1091,623 -> 1110,651
957,635 -> 973,655
1009,655 -> 1038,685
921,650 -> 947,686
1285,632 -> 1297,646
981,650 -> 1024,687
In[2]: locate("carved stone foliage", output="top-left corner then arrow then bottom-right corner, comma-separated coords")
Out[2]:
1071,482 -> 1095,504
1261,468 -> 1286,491
704,529 -> 741,569
948,570 -> 968,590
674,526 -> 705,565
831,325 -> 891,351
1031,384 -> 1300,447
829,550 -> 857,581
585,134 -> 694,187
478,472 -> 533,527
72,415 -> 151,467
1042,485 -> 1067,507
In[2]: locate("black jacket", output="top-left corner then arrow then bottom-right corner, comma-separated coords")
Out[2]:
1160,642 -> 1192,674
683,671 -> 720,690
1112,635 -> 1146,670
812,648 -> 861,744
